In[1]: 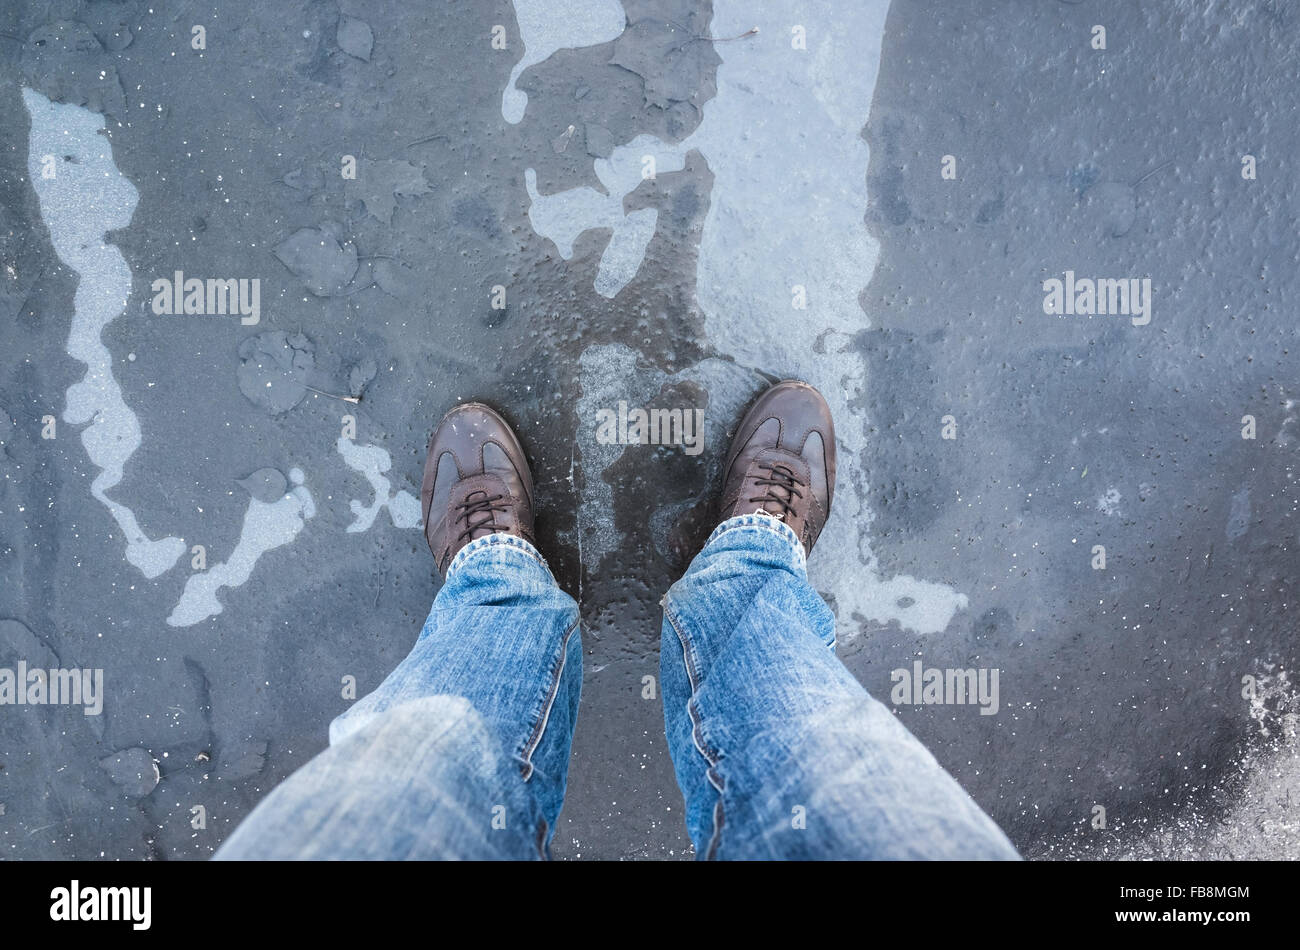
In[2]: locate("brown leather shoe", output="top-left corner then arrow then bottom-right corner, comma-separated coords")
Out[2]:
719,380 -> 836,554
421,403 -> 536,576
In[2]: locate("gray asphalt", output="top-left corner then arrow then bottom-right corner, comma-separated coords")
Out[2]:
1,0 -> 1297,860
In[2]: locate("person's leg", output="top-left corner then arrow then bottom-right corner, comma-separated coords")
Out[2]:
217,536 -> 580,860
217,404 -> 580,860
660,514 -> 1015,859
660,381 -> 1018,859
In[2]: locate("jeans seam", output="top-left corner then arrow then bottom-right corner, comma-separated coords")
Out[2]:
664,599 -> 727,858
518,617 -> 581,781
704,796 -> 725,860
536,818 -> 549,860
663,602 -> 720,767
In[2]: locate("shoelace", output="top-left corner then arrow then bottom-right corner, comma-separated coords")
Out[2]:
456,490 -> 511,543
749,461 -> 804,521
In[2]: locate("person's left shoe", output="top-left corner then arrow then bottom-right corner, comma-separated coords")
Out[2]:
718,380 -> 836,554
421,402 -> 536,577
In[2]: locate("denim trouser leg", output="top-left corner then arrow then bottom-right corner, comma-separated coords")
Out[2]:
214,534 -> 582,860
660,513 -> 1020,860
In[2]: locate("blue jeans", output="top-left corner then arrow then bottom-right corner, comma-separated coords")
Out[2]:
214,515 -> 1018,860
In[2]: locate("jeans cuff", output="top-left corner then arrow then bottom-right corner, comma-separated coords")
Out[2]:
445,532 -> 552,580
703,512 -> 807,573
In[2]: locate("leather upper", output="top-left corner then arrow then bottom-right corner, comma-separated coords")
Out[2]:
719,381 -> 836,553
421,403 -> 535,575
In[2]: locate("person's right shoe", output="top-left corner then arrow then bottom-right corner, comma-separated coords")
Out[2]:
421,402 -> 536,577
719,380 -> 836,555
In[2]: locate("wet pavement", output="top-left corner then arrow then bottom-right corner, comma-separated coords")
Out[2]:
1,0 -> 1297,860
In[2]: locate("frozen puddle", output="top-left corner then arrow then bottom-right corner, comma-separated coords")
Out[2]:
523,0 -> 969,635
25,88 -> 329,628
168,469 -> 315,626
163,436 -> 421,627
525,135 -> 689,297
337,437 -> 422,533
502,0 -> 625,123
572,343 -> 758,570
22,88 -> 186,579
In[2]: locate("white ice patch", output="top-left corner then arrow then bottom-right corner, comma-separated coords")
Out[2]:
576,341 -> 965,637
1246,664 -> 1297,742
502,0 -> 625,124
572,343 -> 758,569
525,135 -> 688,297
26,88 -> 320,628
1036,666 -> 1300,859
1097,487 -> 1122,517
22,88 -> 187,578
693,0 -> 966,636
531,2 -> 965,635
167,469 -> 315,626
337,437 -> 421,532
